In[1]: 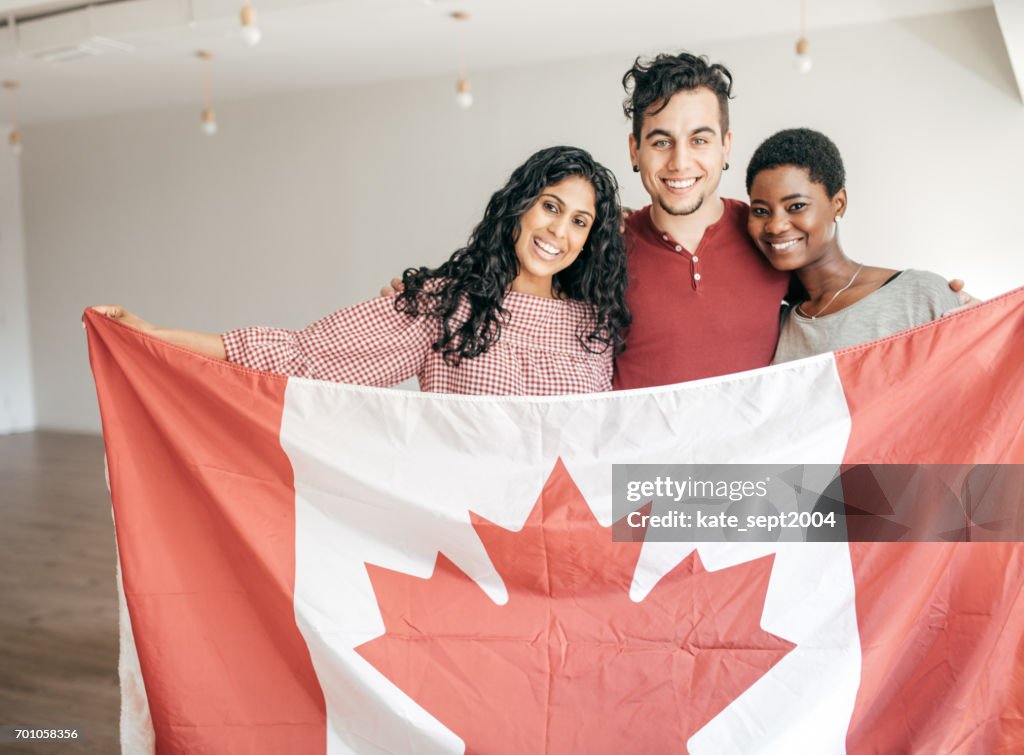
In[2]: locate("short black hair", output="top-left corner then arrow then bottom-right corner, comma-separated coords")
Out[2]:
622,52 -> 734,144
746,128 -> 846,198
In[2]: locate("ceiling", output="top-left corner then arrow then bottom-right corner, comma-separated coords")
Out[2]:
0,0 -> 996,125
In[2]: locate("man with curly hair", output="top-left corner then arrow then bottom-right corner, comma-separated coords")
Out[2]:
614,52 -> 791,389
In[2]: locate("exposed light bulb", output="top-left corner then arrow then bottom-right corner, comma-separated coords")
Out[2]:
241,23 -> 262,46
201,108 -> 218,135
455,78 -> 473,109
9,130 -> 22,156
794,37 -> 812,73
240,5 -> 262,46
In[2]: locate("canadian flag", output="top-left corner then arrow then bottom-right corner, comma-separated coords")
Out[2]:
85,290 -> 1024,755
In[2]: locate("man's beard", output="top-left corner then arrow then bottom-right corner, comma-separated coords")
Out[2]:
659,194 -> 704,217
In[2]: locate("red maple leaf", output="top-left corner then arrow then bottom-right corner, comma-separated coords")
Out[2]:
357,460 -> 794,754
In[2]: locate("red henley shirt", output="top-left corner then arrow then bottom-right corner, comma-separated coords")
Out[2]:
613,200 -> 789,390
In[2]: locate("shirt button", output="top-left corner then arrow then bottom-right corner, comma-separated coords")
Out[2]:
674,245 -> 682,252
692,256 -> 699,262
694,273 -> 702,281
662,234 -> 668,241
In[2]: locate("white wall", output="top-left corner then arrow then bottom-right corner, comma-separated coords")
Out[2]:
22,7 -> 1024,433
0,132 -> 35,434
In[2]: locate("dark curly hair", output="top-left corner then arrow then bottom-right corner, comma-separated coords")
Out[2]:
622,52 -> 734,144
395,146 -> 630,365
745,128 -> 846,198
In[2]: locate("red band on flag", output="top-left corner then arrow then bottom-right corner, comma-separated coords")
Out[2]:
835,288 -> 1024,465
835,291 -> 1024,753
85,311 -> 325,754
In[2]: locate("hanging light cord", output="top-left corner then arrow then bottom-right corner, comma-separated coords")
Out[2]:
202,56 -> 213,111
3,82 -> 17,131
456,16 -> 468,81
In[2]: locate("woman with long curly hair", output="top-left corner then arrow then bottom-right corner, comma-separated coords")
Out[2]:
92,146 -> 630,395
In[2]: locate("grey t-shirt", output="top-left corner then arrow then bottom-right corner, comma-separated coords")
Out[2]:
772,269 -> 960,364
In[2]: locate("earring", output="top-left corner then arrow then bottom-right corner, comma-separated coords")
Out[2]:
723,162 -> 730,171
632,165 -> 639,173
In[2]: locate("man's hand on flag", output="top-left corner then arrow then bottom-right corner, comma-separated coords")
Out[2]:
944,279 -> 982,316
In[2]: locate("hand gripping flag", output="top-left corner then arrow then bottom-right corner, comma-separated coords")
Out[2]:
84,290 -> 1024,755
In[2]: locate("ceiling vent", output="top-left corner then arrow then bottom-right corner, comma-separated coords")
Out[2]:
33,35 -> 135,63
11,3 -> 148,63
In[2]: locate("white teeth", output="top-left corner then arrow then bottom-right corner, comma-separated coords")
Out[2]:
770,239 -> 801,250
534,238 -> 561,257
665,178 -> 697,189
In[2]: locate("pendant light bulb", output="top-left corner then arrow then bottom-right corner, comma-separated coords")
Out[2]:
201,108 -> 218,135
794,37 -> 812,73
794,1 -> 812,73
451,12 -> 473,109
197,51 -> 217,135
240,4 -> 262,46
455,78 -> 473,109
9,130 -> 22,156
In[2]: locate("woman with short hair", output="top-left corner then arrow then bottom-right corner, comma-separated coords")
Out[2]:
745,128 -> 959,363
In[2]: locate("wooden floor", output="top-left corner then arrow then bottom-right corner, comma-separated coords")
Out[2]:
0,432 -> 119,755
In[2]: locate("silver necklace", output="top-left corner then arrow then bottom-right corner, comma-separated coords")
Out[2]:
798,263 -> 864,319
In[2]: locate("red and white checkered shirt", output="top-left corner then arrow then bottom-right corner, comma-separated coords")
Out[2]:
221,291 -> 613,396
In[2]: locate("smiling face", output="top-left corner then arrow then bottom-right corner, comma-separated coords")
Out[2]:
747,165 -> 846,272
511,176 -> 597,298
628,87 -> 732,223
